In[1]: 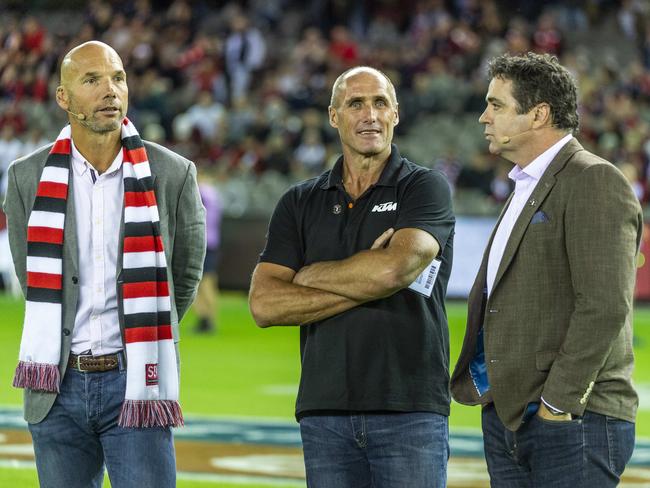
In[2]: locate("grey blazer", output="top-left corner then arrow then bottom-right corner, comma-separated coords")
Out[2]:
3,140 -> 206,423
450,139 -> 642,431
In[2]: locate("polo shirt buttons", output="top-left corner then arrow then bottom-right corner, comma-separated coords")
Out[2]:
71,276 -> 78,284
62,329 -> 70,336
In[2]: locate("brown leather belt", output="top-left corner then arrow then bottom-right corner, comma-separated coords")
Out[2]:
68,352 -> 122,372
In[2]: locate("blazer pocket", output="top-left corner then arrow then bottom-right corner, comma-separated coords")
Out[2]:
536,350 -> 558,371
530,210 -> 550,225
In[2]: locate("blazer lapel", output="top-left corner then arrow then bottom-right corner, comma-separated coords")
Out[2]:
491,138 -> 583,293
62,170 -> 79,337
64,174 -> 79,279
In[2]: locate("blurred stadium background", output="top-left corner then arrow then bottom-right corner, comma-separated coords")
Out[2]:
1,0 -> 650,486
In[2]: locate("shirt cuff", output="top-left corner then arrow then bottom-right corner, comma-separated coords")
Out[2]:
541,397 -> 565,414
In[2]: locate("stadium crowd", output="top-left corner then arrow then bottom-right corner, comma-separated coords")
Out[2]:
1,0 -> 650,217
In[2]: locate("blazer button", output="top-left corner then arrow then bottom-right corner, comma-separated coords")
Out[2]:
62,329 -> 70,336
71,276 -> 78,284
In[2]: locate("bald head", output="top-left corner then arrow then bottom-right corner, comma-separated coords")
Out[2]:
330,66 -> 397,110
56,40 -> 128,134
60,41 -> 123,87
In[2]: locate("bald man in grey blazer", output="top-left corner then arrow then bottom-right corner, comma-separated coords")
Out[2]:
3,41 -> 205,488
451,53 -> 642,487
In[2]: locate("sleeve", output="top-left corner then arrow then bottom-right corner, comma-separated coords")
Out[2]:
258,187 -> 303,271
2,162 -> 27,297
171,161 -> 206,320
395,168 -> 455,256
541,162 -> 642,415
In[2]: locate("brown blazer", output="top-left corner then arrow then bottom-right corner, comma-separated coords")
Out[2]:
450,138 -> 642,431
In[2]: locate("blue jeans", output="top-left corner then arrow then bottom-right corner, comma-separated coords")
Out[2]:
28,360 -> 176,488
482,403 -> 635,488
299,412 -> 449,488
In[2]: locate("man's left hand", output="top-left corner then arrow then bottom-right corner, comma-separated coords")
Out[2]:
537,402 -> 572,421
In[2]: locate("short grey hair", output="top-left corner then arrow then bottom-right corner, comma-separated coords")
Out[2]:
329,66 -> 397,109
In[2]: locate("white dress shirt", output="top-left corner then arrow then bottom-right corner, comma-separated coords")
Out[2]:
70,141 -> 124,355
486,134 -> 573,298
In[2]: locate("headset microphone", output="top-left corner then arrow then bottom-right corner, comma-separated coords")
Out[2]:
66,110 -> 86,121
501,127 -> 533,144
500,124 -> 559,144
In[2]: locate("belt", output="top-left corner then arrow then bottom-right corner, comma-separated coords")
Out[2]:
68,352 -> 122,372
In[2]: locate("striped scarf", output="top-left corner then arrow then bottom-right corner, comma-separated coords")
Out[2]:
13,118 -> 183,428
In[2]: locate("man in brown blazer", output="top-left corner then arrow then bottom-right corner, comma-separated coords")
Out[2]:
450,52 -> 642,487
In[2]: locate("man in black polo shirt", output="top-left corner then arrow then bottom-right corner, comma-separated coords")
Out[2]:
249,66 -> 454,488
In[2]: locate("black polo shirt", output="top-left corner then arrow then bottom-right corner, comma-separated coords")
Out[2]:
260,144 -> 455,419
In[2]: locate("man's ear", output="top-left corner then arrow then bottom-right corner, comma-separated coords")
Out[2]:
532,102 -> 551,128
393,105 -> 399,126
55,85 -> 69,111
328,105 -> 338,129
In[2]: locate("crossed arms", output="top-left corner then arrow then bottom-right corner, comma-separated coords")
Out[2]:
248,227 -> 439,327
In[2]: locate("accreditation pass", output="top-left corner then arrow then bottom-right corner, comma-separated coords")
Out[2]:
407,258 -> 441,297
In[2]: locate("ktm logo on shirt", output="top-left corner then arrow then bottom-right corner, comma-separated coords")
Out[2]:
371,201 -> 397,212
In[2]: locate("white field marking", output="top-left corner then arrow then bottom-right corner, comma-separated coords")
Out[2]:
637,383 -> 650,411
0,459 -> 36,469
0,406 -> 301,430
178,412 -> 298,425
0,443 -> 34,456
260,385 -> 298,396
211,454 -> 305,478
619,467 -> 650,481
447,458 -> 490,484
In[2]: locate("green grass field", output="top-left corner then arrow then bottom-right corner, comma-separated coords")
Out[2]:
0,292 -> 648,487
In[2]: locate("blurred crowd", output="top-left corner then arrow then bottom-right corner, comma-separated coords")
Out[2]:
2,0 -> 650,217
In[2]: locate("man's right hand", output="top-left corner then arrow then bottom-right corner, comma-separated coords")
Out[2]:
296,228 -> 396,286
371,228 -> 395,249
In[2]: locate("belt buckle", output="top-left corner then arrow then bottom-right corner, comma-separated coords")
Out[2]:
76,354 -> 92,372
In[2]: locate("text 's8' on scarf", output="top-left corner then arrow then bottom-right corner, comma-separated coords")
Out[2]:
13,118 -> 183,428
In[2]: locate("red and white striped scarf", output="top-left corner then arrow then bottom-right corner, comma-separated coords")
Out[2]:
13,118 -> 183,428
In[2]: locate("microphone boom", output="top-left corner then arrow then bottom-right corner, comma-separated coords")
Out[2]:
67,110 -> 86,121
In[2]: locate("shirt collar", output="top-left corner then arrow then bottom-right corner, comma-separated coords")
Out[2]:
321,144 -> 407,189
70,139 -> 124,177
509,133 -> 573,183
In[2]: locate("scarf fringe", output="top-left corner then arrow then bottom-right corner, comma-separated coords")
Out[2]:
13,361 -> 60,393
118,400 -> 184,428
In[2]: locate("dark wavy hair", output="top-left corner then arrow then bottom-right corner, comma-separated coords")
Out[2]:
487,52 -> 579,131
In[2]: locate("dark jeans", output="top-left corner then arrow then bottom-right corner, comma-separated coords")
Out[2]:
28,362 -> 176,488
299,411 -> 449,488
482,403 -> 635,488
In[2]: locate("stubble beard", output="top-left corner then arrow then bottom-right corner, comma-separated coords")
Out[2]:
80,112 -> 123,134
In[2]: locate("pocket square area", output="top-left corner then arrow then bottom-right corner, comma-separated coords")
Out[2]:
531,210 -> 550,224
